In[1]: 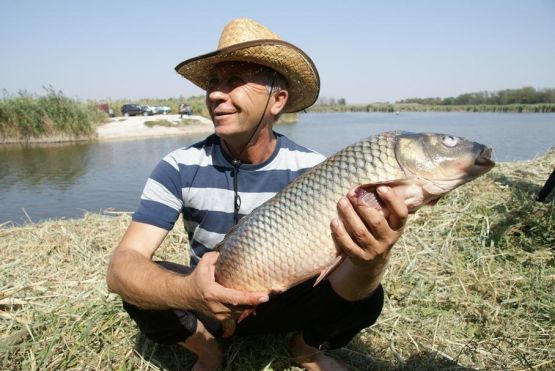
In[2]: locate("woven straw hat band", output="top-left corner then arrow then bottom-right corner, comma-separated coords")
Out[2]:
175,18 -> 320,113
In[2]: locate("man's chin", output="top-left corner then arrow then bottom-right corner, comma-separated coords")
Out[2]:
213,116 -> 234,130
214,127 -> 241,142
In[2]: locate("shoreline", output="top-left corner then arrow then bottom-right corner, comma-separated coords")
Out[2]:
2,110 -> 554,145
0,114 -> 215,144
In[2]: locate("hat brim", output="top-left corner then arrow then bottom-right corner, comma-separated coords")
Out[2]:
175,40 -> 320,113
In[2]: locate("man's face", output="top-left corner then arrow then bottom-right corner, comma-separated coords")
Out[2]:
205,62 -> 274,140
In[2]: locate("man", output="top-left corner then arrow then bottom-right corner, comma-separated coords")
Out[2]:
107,18 -> 407,371
180,102 -> 192,118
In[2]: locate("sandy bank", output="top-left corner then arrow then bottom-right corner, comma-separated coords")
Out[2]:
96,114 -> 214,141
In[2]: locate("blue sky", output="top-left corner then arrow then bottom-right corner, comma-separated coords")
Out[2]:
1,0 -> 554,104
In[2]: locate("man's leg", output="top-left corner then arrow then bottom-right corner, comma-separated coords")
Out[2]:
179,320 -> 222,371
290,332 -> 350,371
122,261 -> 223,370
235,277 -> 384,370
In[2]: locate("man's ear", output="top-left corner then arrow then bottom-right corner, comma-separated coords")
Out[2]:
270,90 -> 288,116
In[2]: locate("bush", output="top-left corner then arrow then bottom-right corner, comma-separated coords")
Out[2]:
0,87 -> 102,142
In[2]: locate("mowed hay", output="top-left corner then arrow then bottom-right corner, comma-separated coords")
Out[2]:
1,149 -> 553,370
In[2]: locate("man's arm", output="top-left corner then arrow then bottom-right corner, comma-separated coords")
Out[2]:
329,185 -> 408,301
106,221 -> 269,321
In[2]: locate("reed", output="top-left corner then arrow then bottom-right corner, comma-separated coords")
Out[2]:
309,103 -> 555,113
0,87 -> 107,143
0,150 -> 553,370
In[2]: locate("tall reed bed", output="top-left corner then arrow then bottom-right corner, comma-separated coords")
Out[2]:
0,150 -> 553,370
0,88 -> 106,143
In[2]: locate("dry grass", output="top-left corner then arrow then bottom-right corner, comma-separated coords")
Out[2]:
1,150 -> 553,370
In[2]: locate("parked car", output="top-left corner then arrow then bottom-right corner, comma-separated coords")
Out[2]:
143,105 -> 156,115
95,103 -> 115,117
121,104 -> 143,116
121,104 -> 152,116
154,106 -> 171,115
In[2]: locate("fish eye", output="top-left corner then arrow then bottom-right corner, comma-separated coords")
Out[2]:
441,135 -> 459,148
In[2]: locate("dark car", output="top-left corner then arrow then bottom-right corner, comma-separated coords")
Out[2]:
121,104 -> 153,117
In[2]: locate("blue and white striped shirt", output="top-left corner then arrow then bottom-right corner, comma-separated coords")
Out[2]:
133,132 -> 325,265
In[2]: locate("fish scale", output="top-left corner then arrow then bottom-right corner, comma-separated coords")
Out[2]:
215,131 -> 494,293
215,132 -> 406,292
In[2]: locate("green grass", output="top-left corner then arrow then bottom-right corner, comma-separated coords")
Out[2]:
0,87 -> 108,143
144,119 -> 176,128
276,113 -> 298,125
0,150 -> 553,370
144,119 -> 199,128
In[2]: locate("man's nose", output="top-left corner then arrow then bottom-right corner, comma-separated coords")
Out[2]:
207,88 -> 228,102
207,80 -> 232,99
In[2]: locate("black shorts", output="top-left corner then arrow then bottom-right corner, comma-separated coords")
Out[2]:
123,261 -> 384,350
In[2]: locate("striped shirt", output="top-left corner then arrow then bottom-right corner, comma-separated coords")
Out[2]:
133,132 -> 325,265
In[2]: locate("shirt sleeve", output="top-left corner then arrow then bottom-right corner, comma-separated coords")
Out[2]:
132,157 -> 183,230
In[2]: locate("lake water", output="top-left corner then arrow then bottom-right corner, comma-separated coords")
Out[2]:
1,112 -> 554,224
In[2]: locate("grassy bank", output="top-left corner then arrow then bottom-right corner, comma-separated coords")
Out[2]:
0,88 -> 108,143
309,102 -> 555,113
0,150 -> 553,370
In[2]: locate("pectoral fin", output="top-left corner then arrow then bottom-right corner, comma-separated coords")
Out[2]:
237,308 -> 256,323
353,179 -> 434,214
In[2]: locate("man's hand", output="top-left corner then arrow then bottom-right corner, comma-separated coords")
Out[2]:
333,185 -> 408,268
186,252 -> 269,336
328,185 -> 408,300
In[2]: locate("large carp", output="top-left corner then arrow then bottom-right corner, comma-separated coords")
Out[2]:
215,131 -> 494,294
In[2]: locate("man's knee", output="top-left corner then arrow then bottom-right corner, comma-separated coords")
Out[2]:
122,300 -> 198,345
303,283 -> 385,350
361,283 -> 385,322
120,261 -> 196,345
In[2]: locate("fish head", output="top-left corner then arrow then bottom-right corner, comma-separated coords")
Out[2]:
394,132 -> 495,198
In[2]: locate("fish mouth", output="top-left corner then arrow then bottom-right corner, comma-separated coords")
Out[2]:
474,147 -> 495,169
410,145 -> 496,195
464,146 -> 495,179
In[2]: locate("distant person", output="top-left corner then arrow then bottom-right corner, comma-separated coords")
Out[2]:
180,103 -> 192,118
107,18 -> 407,371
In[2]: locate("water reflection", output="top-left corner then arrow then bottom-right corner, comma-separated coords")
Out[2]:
0,142 -> 91,191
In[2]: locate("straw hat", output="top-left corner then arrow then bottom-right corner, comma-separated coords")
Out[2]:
175,18 -> 320,113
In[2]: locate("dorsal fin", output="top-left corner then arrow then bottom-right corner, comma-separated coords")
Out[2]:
213,213 -> 249,252
213,241 -> 224,252
224,222 -> 242,237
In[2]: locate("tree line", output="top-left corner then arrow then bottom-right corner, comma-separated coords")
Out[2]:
396,87 -> 555,106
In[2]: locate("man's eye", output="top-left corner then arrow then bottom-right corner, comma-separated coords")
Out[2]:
228,76 -> 244,87
207,78 -> 219,89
